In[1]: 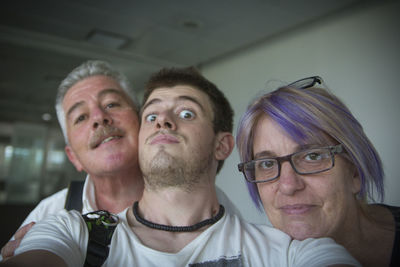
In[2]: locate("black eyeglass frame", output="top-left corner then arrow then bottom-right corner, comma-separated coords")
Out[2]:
288,76 -> 323,89
238,144 -> 343,184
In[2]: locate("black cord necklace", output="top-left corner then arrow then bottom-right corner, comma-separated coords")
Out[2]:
133,201 -> 225,232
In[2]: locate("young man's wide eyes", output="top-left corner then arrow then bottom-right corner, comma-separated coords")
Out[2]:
178,109 -> 195,120
145,114 -> 157,122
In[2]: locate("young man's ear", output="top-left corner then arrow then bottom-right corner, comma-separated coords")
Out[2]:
65,145 -> 83,172
214,132 -> 235,161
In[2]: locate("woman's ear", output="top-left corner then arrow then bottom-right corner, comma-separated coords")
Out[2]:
215,132 -> 235,161
351,165 -> 361,195
65,145 -> 84,172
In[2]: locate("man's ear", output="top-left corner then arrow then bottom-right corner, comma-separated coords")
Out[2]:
215,132 -> 235,161
65,145 -> 83,172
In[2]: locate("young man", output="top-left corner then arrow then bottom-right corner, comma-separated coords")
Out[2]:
1,67 -> 359,266
1,61 -> 239,260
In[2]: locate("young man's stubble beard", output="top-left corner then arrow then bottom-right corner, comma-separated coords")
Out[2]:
140,143 -> 215,192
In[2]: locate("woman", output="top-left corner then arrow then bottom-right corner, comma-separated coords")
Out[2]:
236,76 -> 399,267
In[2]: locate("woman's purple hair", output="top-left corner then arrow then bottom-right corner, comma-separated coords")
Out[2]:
236,85 -> 384,210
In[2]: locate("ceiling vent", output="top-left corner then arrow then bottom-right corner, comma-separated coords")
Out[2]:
86,29 -> 130,49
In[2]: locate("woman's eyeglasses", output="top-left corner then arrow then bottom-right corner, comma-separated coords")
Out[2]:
288,76 -> 323,89
238,144 -> 343,183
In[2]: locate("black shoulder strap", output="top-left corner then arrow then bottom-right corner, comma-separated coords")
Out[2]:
82,210 -> 119,267
66,182 -> 118,266
65,180 -> 84,212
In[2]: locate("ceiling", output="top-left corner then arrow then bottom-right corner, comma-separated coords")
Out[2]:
0,0 -> 369,127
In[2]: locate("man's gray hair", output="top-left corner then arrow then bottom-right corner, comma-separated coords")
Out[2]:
55,60 -> 138,144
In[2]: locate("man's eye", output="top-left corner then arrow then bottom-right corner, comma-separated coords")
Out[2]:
74,115 -> 86,124
179,110 -> 195,120
105,103 -> 118,109
145,114 -> 157,122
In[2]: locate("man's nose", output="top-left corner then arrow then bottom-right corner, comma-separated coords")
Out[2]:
92,107 -> 112,129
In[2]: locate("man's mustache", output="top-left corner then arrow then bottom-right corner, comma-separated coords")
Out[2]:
89,126 -> 125,148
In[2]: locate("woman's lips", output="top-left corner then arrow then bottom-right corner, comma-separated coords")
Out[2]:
280,204 -> 314,215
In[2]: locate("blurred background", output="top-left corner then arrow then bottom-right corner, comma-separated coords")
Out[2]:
1,0 -> 399,246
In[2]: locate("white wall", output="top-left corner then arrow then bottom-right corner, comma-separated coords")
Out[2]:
203,0 -> 400,224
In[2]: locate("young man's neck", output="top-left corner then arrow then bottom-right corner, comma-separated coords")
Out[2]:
127,184 -> 221,253
137,184 -> 220,228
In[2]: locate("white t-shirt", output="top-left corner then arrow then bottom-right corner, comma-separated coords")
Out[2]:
17,176 -> 97,229
15,209 -> 360,267
0,176 -> 240,261
17,175 -> 241,229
